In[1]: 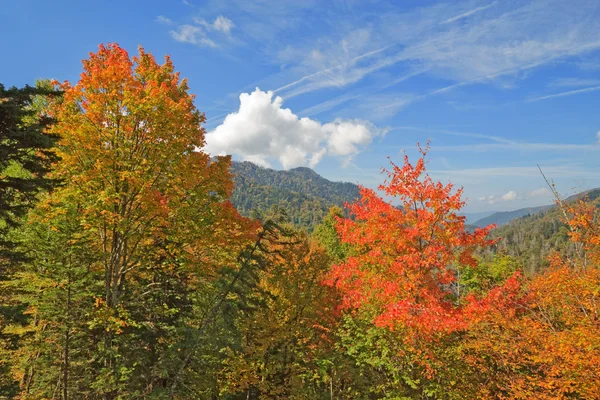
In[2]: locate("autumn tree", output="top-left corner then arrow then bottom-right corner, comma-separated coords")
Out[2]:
12,43 -> 253,399
324,145 -> 500,334
321,145 -> 530,397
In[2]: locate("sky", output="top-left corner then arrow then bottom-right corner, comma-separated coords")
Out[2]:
2,0 -> 600,213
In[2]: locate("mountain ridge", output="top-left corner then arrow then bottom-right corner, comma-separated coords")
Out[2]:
229,161 -> 360,230
471,188 -> 600,228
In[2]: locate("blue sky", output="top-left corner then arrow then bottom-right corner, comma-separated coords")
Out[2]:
2,0 -> 600,212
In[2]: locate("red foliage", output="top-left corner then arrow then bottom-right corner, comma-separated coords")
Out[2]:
324,144 -> 519,336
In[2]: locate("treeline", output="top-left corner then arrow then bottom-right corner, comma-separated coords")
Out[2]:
1,44 -> 599,399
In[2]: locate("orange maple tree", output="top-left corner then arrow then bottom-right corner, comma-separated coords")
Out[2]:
324,144 -> 520,336
49,43 -> 253,309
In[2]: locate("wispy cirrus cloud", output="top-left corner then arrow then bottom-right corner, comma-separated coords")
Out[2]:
170,25 -> 217,47
169,15 -> 236,48
391,126 -> 517,145
549,77 -> 600,88
527,85 -> 600,102
431,165 -> 599,179
270,0 -> 600,101
155,15 -> 172,25
434,142 -> 600,152
442,2 -> 497,24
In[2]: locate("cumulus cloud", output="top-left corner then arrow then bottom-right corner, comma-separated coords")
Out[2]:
204,89 -> 385,169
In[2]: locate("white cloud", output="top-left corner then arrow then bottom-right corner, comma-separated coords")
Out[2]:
170,15 -> 235,48
204,89 -> 385,169
434,142 -> 600,152
194,15 -> 235,35
479,188 -> 553,205
169,25 -> 217,48
479,190 -> 518,205
528,187 -> 551,197
502,190 -> 517,201
442,2 -> 497,24
213,16 -> 235,34
155,15 -> 172,25
431,166 -> 600,180
597,130 -> 600,143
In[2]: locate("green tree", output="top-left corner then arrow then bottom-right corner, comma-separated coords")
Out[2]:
0,81 -> 59,262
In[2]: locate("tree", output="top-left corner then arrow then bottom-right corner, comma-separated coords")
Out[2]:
221,227 -> 337,399
0,81 -> 60,397
457,196 -> 600,399
12,43 -> 253,399
3,198 -> 99,399
0,81 -> 59,262
324,145 -> 500,335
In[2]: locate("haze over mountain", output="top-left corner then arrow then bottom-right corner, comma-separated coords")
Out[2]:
471,188 -> 600,228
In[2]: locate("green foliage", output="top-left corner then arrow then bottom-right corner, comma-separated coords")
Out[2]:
312,206 -> 351,262
230,161 -> 358,231
3,199 -> 99,399
460,255 -> 521,294
0,81 -> 60,264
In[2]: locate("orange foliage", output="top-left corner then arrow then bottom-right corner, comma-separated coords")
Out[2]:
324,144 -> 516,336
462,196 -> 600,399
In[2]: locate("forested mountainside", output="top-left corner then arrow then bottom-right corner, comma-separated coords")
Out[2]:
230,161 -> 360,229
482,188 -> 600,274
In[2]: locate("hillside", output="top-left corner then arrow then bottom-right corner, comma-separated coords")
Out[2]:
481,188 -> 600,274
229,161 -> 360,230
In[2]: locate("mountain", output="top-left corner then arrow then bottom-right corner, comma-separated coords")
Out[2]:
472,188 -> 600,228
460,211 -> 496,225
481,188 -> 600,274
470,205 -> 554,228
229,161 -> 360,230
